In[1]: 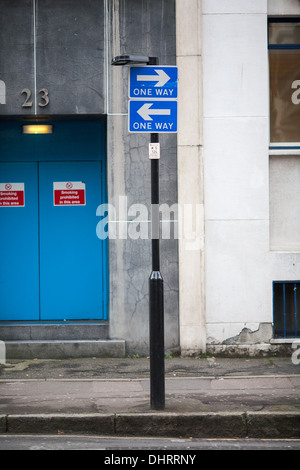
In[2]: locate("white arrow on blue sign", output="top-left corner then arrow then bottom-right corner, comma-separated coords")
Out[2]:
129,100 -> 177,133
129,66 -> 178,99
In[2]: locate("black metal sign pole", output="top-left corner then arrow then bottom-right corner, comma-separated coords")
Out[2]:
149,131 -> 165,410
111,54 -> 165,410
148,55 -> 165,410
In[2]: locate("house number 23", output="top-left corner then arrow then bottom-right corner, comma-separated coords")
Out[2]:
21,88 -> 50,108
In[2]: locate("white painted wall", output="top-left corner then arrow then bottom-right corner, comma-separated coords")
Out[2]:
176,0 -> 206,354
176,0 -> 300,349
202,0 -> 275,344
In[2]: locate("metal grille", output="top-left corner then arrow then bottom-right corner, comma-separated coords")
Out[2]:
273,281 -> 300,338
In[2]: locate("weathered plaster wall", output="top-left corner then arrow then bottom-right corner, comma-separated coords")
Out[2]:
107,0 -> 179,354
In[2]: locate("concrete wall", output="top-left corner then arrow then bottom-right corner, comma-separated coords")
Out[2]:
2,0 -> 299,356
0,0 -> 106,116
106,0 -> 179,354
0,0 -> 179,355
176,0 -> 205,354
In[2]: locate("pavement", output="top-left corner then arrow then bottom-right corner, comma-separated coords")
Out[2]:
0,356 -> 299,438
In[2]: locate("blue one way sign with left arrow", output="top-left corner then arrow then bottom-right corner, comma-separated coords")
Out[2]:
129,100 -> 178,133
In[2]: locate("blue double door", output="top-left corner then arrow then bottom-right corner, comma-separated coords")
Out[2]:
0,160 -> 107,321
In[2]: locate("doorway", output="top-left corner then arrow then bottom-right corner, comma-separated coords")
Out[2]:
0,121 -> 108,321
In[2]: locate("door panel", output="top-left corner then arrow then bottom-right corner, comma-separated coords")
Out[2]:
39,161 -> 104,320
0,163 -> 39,320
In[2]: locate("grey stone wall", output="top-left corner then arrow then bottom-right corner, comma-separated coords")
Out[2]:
0,0 -> 105,116
107,0 -> 179,354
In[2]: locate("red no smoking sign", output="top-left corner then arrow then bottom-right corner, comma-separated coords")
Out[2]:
53,182 -> 86,206
0,183 -> 25,207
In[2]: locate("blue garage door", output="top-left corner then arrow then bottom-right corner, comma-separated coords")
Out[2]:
0,121 -> 108,321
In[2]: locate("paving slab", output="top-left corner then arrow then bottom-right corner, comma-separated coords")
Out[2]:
0,357 -> 299,438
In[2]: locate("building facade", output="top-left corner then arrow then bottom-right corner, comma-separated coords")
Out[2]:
201,0 -> 300,355
0,0 -> 299,358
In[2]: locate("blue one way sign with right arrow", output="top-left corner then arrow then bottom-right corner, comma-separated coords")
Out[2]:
129,66 -> 178,99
